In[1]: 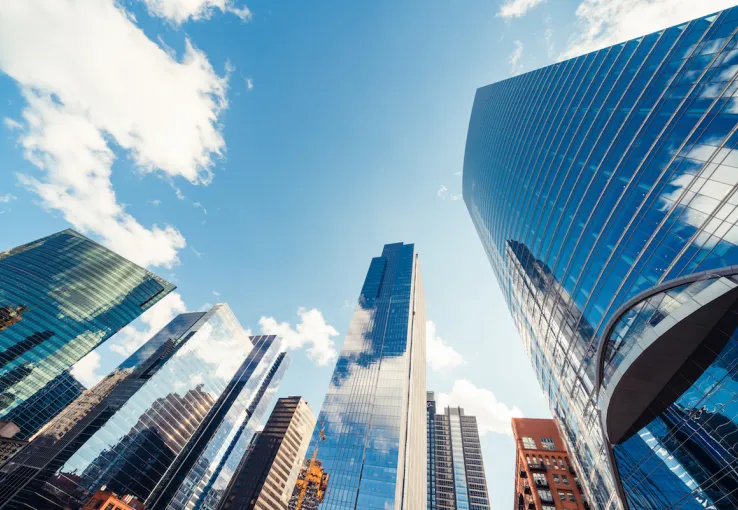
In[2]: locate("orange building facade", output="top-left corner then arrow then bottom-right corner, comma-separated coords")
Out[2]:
81,490 -> 145,510
512,418 -> 589,510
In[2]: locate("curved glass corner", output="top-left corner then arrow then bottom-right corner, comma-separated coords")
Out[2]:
601,274 -> 738,509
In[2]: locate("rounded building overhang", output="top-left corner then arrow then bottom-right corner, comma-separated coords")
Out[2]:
597,270 -> 738,445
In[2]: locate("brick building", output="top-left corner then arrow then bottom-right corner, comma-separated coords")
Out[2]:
512,418 -> 589,510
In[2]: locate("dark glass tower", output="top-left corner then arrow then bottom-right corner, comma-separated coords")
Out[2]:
0,305 -> 288,510
308,242 -> 426,509
220,396 -> 316,509
464,7 -> 738,509
0,229 -> 174,438
427,392 -> 437,510
426,393 -> 490,510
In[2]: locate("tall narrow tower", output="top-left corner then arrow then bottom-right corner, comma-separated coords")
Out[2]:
307,242 -> 426,509
426,393 -> 490,510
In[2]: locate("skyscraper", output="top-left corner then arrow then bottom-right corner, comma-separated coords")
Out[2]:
464,6 -> 738,509
427,392 -> 437,510
308,242 -> 426,509
0,305 -> 288,510
220,396 -> 316,509
426,393 -> 490,510
512,418 -> 587,510
0,229 -> 175,438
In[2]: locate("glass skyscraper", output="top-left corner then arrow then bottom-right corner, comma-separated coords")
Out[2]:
0,304 -> 288,510
426,393 -> 490,510
308,242 -> 426,509
0,229 -> 175,438
464,7 -> 738,509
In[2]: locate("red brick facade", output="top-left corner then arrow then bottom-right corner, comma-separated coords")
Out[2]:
512,418 -> 588,510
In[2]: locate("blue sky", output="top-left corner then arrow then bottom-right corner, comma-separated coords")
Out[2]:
0,0 -> 734,507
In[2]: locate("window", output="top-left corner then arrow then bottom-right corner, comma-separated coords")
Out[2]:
533,473 -> 547,486
542,507 -> 556,510
552,456 -> 559,467
558,491 -> 566,501
538,489 -> 553,502
553,474 -> 560,484
568,493 -> 576,502
545,456 -> 551,466
541,437 -> 556,450
522,436 -> 536,449
562,475 -> 569,485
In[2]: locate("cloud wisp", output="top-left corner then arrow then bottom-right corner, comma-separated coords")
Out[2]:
141,0 -> 252,24
426,320 -> 465,373
0,0 -> 229,268
259,308 -> 340,366
563,0 -> 737,59
438,379 -> 524,436
498,0 -> 547,19
509,40 -> 525,76
70,351 -> 103,388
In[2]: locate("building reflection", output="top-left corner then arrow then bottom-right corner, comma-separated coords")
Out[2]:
0,229 -> 175,439
0,305 -> 288,510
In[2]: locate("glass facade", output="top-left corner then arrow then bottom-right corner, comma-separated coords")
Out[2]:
150,337 -> 288,510
0,304 -> 287,510
463,6 -> 738,509
307,242 -> 426,509
220,396 -> 316,509
0,229 -> 175,438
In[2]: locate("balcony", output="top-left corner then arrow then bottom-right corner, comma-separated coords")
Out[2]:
529,463 -> 547,472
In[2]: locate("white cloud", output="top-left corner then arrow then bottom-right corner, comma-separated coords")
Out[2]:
246,77 -> 254,90
141,0 -> 252,24
149,199 -> 162,207
544,21 -> 555,60
498,0 -> 546,19
259,308 -> 339,366
426,320 -> 465,372
71,351 -> 103,388
212,290 -> 221,297
193,201 -> 207,214
108,292 -> 188,357
0,0 -> 229,268
0,194 -> 16,203
3,117 -> 22,131
438,185 -> 461,201
564,0 -> 737,60
438,379 -> 524,436
509,40 -> 525,76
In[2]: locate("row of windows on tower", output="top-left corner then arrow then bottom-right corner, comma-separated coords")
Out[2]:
521,435 -> 556,450
532,472 -> 572,486
525,453 -> 570,470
